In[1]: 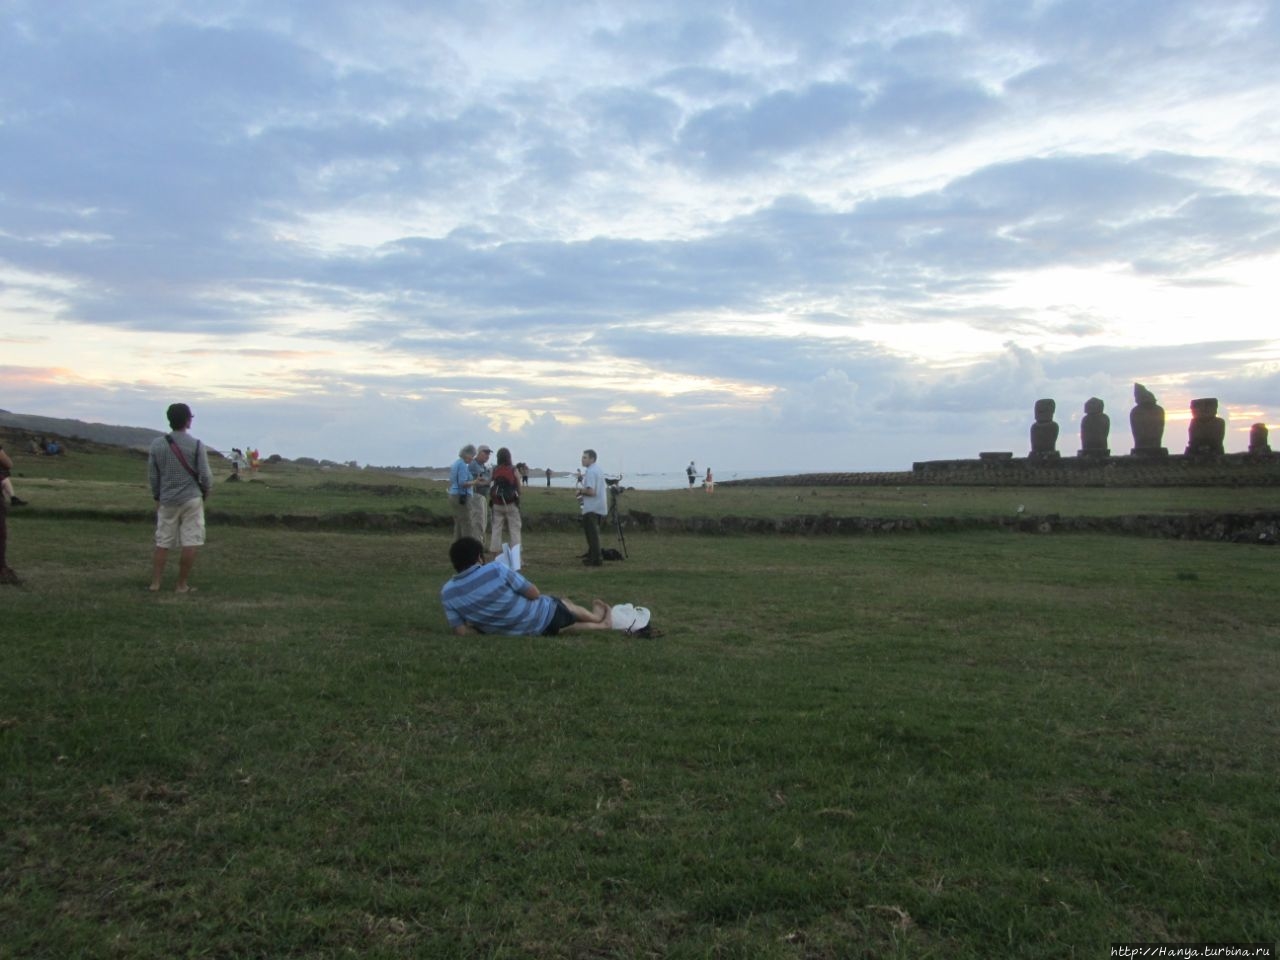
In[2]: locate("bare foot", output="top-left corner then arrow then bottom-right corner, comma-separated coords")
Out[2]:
148,583 -> 162,592
175,584 -> 197,594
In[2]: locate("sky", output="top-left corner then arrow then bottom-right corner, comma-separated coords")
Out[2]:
2,0 -> 1279,475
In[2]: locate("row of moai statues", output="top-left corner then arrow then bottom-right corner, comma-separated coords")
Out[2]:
1029,383 -> 1272,459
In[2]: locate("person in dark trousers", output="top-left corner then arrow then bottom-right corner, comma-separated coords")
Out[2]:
576,449 -> 608,566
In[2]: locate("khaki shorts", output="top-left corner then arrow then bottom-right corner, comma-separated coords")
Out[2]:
155,497 -> 206,548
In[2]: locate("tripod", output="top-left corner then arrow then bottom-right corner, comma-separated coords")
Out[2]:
606,481 -> 629,558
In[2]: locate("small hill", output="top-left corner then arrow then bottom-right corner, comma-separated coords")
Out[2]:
0,409 -> 165,451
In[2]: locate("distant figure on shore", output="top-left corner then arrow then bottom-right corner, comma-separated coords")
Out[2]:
1029,399 -> 1060,459
686,460 -> 697,489
1130,383 -> 1167,456
704,467 -> 714,493
545,467 -> 553,488
1078,397 -> 1110,457
1185,398 -> 1225,456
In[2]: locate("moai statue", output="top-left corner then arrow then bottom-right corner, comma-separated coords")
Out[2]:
1248,423 -> 1272,455
1129,383 -> 1167,456
1185,398 -> 1225,456
1029,398 -> 1060,459
1078,397 -> 1110,457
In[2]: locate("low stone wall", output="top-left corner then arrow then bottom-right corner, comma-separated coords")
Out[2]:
41,503 -> 1280,544
910,453 -> 1280,486
719,471 -> 917,487
720,454 -> 1280,488
621,509 -> 1280,544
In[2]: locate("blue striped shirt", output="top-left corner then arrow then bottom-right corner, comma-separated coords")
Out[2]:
440,562 -> 556,635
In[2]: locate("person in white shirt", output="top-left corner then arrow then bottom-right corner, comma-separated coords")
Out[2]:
575,449 -> 608,566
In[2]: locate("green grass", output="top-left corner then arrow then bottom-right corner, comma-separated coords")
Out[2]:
3,471 -> 1278,959
7,444 -> 1278,523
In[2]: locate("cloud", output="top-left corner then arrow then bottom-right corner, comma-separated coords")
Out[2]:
1,0 -> 1278,474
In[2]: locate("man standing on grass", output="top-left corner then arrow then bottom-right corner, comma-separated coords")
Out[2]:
147,403 -> 212,593
441,537 -> 612,636
448,444 -> 478,540
468,444 -> 492,545
576,448 -> 608,566
0,444 -> 19,585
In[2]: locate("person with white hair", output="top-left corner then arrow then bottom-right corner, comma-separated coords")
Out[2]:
448,444 -> 479,540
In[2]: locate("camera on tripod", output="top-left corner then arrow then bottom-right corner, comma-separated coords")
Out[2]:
604,476 -> 627,558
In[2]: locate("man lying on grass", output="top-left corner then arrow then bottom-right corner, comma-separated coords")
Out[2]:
441,537 -> 613,636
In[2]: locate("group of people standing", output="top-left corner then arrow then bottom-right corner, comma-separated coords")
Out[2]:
449,444 -> 612,568
439,446 -> 616,638
448,444 -> 528,562
4,406 -> 617,602
686,460 -> 714,492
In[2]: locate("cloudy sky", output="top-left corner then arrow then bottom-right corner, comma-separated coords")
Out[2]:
3,1 -> 1278,475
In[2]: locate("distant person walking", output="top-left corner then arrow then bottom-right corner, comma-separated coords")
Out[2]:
147,403 -> 212,593
686,460 -> 696,489
0,443 -> 20,584
545,467 -> 553,488
576,449 -> 608,566
704,467 -> 714,493
449,444 -> 478,541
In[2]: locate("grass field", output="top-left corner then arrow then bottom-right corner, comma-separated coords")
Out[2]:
2,449 -> 1278,958
8,448 -> 1279,522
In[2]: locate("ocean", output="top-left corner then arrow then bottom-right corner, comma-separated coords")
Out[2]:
397,467 -> 788,491
600,468 -> 784,491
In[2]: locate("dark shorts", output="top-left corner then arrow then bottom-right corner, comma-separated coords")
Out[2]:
541,598 -> 577,636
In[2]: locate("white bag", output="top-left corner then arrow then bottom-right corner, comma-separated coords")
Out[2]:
609,603 -> 651,633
